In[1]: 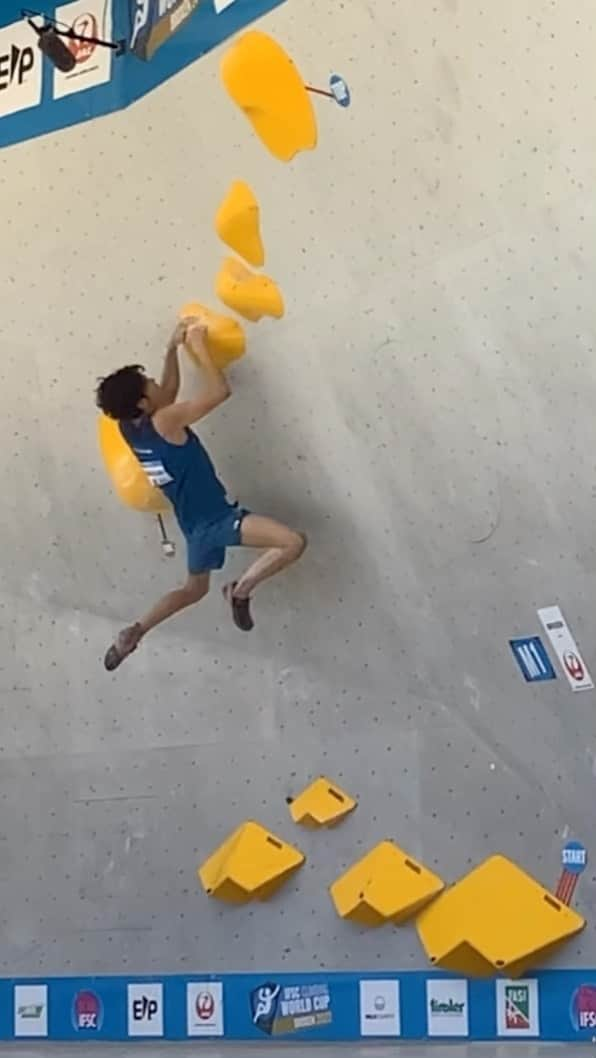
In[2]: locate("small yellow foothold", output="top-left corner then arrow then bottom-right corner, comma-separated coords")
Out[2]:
178,302 -> 246,371
215,181 -> 265,267
215,257 -> 284,322
288,777 -> 356,828
220,30 -> 317,163
198,820 -> 305,904
98,413 -> 169,513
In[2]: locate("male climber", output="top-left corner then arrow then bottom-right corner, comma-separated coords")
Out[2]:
96,319 -> 306,671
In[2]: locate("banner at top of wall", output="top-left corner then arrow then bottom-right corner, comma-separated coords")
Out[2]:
0,0 -> 288,150
129,0 -> 200,62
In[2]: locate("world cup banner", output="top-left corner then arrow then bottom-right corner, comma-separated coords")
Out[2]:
129,0 -> 202,61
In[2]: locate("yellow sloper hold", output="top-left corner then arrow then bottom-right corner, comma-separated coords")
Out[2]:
288,777 -> 357,828
215,181 -> 265,267
198,821 -> 305,904
179,302 -> 246,371
416,854 -> 586,978
220,30 -> 317,162
97,413 -> 168,514
330,841 -> 444,927
216,257 -> 284,323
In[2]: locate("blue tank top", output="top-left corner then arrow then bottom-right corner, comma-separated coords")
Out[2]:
119,415 -> 230,534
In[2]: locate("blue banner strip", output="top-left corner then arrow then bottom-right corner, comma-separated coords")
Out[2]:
2,969 -> 596,1042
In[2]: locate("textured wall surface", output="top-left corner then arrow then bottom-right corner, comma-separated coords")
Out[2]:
1,0 -> 596,994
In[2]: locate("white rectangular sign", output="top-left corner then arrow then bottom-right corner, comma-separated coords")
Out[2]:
127,983 -> 163,1037
426,978 -> 469,1037
359,979 -> 400,1037
538,605 -> 594,692
187,982 -> 224,1037
496,979 -> 540,1037
0,19 -> 43,119
14,984 -> 48,1038
54,0 -> 113,100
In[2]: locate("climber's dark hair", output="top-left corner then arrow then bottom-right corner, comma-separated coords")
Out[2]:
96,365 -> 147,421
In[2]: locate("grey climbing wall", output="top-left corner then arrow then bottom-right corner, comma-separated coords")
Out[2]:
0,0 -> 596,1004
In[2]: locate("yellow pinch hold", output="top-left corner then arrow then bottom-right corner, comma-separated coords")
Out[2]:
215,257 -> 284,323
215,181 -> 265,267
97,413 -> 168,514
220,30 -> 317,162
179,302 -> 246,371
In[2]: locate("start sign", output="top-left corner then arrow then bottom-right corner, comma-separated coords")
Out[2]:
561,841 -> 588,875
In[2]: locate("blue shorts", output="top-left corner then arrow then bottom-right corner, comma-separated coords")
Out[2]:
185,506 -> 249,574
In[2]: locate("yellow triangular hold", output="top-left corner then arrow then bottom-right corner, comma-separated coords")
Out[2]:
220,30 -> 317,162
198,821 -> 305,904
330,841 -> 444,927
178,302 -> 246,371
215,181 -> 265,267
216,257 -> 284,322
98,414 -> 168,513
416,854 -> 586,977
288,777 -> 356,828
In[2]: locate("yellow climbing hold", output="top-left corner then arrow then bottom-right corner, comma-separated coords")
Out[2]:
178,302 -> 246,371
215,257 -> 284,323
98,413 -> 168,514
198,820 -> 305,904
215,181 -> 265,267
220,30 -> 317,162
416,854 -> 586,977
330,841 -> 444,927
288,777 -> 357,828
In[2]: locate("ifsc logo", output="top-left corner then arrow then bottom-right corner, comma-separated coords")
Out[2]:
72,990 -> 103,1031
571,984 -> 596,1031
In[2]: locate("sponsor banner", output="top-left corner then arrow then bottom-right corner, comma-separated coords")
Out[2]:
127,982 -> 163,1037
538,605 -> 594,692
14,984 -> 48,1038
250,981 -> 332,1036
359,978 -> 400,1037
0,18 -> 43,119
426,979 -> 469,1037
129,0 -> 201,61
53,0 -> 114,100
496,979 -> 539,1037
187,982 -> 224,1037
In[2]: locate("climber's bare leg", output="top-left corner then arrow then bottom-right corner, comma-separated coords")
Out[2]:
223,515 -> 307,631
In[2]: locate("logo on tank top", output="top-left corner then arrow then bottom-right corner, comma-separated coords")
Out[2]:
139,460 -> 174,487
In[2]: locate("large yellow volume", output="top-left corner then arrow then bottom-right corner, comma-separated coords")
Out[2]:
198,821 -> 305,904
98,413 -> 168,513
330,841 -> 444,927
220,30 -> 317,162
416,854 -> 585,977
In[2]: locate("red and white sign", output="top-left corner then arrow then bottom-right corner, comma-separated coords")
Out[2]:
538,606 -> 594,692
53,0 -> 113,100
186,982 -> 224,1037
